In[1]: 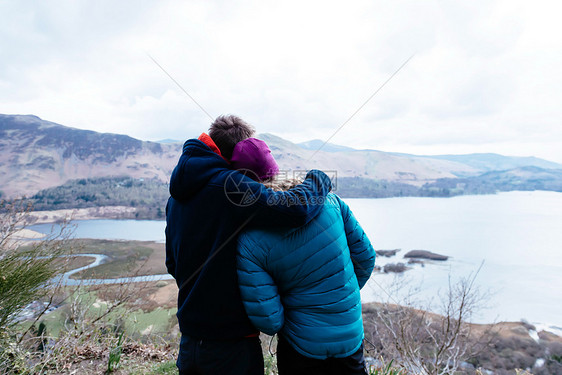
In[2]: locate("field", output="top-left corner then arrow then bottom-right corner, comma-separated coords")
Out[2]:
70,239 -> 168,279
43,239 -> 180,338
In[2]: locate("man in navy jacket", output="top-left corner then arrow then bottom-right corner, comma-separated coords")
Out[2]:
165,115 -> 332,374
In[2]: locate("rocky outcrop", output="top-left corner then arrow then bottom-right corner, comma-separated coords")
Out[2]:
383,263 -> 410,273
407,258 -> 425,266
403,250 -> 448,261
376,249 -> 400,257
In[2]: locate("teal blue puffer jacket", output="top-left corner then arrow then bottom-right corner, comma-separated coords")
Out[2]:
237,193 -> 375,359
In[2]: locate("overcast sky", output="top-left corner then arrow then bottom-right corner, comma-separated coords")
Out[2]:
1,0 -> 561,162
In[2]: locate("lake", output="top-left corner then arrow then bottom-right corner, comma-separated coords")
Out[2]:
29,191 -> 562,329
345,191 -> 562,330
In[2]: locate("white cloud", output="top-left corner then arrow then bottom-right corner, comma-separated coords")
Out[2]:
1,0 -> 561,162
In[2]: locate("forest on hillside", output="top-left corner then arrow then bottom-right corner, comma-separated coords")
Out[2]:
30,177 -> 169,219
25,167 -> 562,219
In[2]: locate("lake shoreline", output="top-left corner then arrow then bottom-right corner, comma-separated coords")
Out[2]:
25,192 -> 562,332
35,238 -> 561,341
26,190 -> 562,224
27,206 -> 143,224
46,249 -> 562,340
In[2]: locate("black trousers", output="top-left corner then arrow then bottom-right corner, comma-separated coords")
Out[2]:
177,335 -> 264,375
277,335 -> 368,375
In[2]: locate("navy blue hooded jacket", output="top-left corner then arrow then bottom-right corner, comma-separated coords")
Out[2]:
165,138 -> 332,340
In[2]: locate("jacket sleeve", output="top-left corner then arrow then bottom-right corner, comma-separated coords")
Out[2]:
336,195 -> 376,289
236,235 -> 284,335
227,169 -> 332,228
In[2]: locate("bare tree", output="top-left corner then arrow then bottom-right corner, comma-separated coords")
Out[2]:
364,266 -> 497,375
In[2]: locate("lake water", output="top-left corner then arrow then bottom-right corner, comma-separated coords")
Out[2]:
29,191 -> 562,328
29,219 -> 168,242
345,191 -> 562,329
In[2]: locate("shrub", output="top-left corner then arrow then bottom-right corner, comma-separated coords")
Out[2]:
0,199 -> 74,373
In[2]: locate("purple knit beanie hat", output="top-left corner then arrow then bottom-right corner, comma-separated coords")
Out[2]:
230,138 -> 279,181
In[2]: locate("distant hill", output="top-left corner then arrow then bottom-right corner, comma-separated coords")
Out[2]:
404,153 -> 562,172
260,133 -> 480,183
0,114 -> 179,198
1,114 -> 561,203
297,139 -> 357,153
156,139 -> 182,144
296,139 -> 562,171
422,166 -> 562,196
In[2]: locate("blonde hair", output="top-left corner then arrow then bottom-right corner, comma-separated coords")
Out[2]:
263,177 -> 303,191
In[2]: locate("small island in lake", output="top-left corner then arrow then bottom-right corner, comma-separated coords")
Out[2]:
375,249 -> 400,257
403,250 -> 449,261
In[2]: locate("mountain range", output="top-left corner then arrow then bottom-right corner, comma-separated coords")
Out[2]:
0,115 -> 177,198
1,114 -> 561,202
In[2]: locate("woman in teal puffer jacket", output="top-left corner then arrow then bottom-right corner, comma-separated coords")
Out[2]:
233,138 -> 376,375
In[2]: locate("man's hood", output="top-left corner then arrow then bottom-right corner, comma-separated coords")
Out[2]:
169,139 -> 230,201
